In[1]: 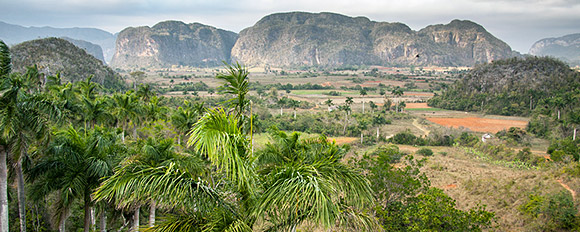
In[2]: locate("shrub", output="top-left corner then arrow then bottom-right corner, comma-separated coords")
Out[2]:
416,148 -> 434,156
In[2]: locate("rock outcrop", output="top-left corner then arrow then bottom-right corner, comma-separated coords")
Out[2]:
529,33 -> 580,66
110,21 -> 238,69
231,12 -> 516,67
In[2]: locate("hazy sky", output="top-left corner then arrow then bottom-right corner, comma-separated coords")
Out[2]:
1,0 -> 579,53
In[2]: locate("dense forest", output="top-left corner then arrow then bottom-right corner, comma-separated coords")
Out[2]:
0,40 -> 499,232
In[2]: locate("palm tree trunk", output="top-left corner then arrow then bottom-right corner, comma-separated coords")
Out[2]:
132,205 -> 140,232
0,145 -> 8,232
177,134 -> 181,145
574,127 -> 577,141
16,159 -> 26,232
148,201 -> 156,227
99,211 -> 106,232
83,191 -> 91,232
362,101 -> 365,113
58,217 -> 65,232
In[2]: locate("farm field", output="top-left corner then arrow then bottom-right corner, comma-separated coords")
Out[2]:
425,117 -> 528,133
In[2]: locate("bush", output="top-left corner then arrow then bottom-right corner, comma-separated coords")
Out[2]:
520,191 -> 579,231
416,148 -> 434,156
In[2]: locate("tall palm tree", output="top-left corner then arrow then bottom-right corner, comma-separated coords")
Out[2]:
27,126 -> 121,232
216,62 -> 249,118
110,92 -> 141,142
0,67 -> 60,232
171,100 -> 204,145
0,40 -> 10,232
360,88 -> 367,113
94,137 -> 205,231
392,87 -> 404,112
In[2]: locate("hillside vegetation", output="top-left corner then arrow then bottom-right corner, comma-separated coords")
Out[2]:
10,37 -> 124,90
428,56 -> 580,116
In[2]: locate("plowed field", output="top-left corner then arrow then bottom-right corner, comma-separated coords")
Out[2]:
426,117 -> 528,133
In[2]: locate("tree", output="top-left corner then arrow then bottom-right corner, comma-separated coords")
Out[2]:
110,92 -> 141,142
392,87 -> 404,112
324,99 -> 334,112
369,101 -> 378,112
216,62 -> 249,118
0,67 -> 60,232
94,137 -> 204,231
0,40 -> 10,232
254,130 -> 376,231
356,145 -> 494,231
28,127 -> 121,232
129,71 -> 146,90
171,101 -> 204,145
360,88 -> 367,113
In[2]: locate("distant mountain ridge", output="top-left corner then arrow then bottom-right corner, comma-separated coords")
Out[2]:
232,12 -> 517,67
10,38 -> 123,89
0,21 -> 116,63
529,33 -> 580,66
110,21 -> 238,69
61,37 -> 106,62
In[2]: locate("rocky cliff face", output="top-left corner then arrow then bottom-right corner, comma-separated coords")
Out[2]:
529,33 -> 580,66
231,12 -> 516,67
10,38 -> 122,89
110,21 -> 238,69
61,37 -> 105,62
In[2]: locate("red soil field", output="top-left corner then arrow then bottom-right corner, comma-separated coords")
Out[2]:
426,117 -> 528,133
406,103 -> 431,109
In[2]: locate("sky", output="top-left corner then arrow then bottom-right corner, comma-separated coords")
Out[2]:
1,0 -> 579,53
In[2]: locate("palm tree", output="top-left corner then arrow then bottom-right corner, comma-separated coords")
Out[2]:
110,92 -> 141,142
0,67 -> 60,232
324,99 -> 333,112
94,137 -> 205,231
0,40 -> 10,232
171,100 -> 204,145
28,127 -> 121,232
360,88 -> 367,113
216,62 -> 249,118
254,130 -> 375,231
392,87 -> 404,112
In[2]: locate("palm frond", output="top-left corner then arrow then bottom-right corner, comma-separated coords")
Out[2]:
187,108 -> 255,194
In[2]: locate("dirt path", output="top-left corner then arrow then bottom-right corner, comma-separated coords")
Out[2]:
413,118 -> 430,136
557,179 -> 576,201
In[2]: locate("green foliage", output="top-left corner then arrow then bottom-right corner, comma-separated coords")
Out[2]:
402,188 -> 495,232
519,191 -> 579,231
496,127 -> 530,146
416,148 -> 434,156
0,40 -> 11,77
429,57 -> 580,117
356,145 -> 494,231
547,137 -> 580,162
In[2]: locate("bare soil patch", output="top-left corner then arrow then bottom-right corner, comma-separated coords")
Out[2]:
425,117 -> 528,133
406,102 -> 431,109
